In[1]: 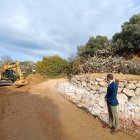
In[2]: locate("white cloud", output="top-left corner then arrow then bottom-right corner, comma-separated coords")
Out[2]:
0,0 -> 139,61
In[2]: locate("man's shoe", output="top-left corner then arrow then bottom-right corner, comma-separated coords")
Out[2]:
102,125 -> 114,130
109,126 -> 115,130
102,125 -> 109,129
111,129 -> 120,134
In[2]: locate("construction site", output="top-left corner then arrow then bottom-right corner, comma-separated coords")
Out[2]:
0,61 -> 139,140
0,0 -> 140,139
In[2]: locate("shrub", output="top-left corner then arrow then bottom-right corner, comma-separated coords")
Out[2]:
36,55 -> 68,78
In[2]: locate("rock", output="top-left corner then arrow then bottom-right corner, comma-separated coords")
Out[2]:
75,76 -> 79,80
81,95 -> 91,105
118,87 -> 123,93
98,87 -> 107,94
95,81 -> 98,85
83,91 -> 89,95
90,80 -> 95,85
90,90 -> 96,95
118,82 -> 125,88
117,93 -> 128,103
98,94 -> 106,107
136,82 -> 140,88
98,81 -> 108,87
90,86 -> 98,91
82,82 -> 87,87
87,83 -> 91,88
88,84 -> 93,90
119,80 -> 128,85
89,94 -> 95,101
125,83 -> 136,90
123,88 -> 135,97
85,87 -> 91,92
95,78 -> 104,82
128,81 -> 138,84
89,76 -> 94,80
71,78 -> 77,84
85,77 -> 90,82
135,88 -> 140,96
129,96 -> 140,104
77,82 -> 82,87
71,94 -> 83,103
72,82 -> 77,86
80,76 -> 86,81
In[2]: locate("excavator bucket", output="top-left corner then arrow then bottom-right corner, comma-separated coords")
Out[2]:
14,80 -> 28,87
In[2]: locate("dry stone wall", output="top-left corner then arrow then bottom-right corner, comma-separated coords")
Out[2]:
57,74 -> 140,135
71,75 -> 140,104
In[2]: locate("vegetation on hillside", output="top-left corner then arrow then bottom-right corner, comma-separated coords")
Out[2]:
36,55 -> 68,78
113,14 -> 140,55
77,36 -> 110,61
77,14 -> 140,61
66,55 -> 81,77
76,14 -> 140,75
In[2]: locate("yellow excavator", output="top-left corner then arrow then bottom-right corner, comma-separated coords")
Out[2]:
0,61 -> 28,87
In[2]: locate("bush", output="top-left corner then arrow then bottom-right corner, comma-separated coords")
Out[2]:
67,56 -> 81,78
36,55 -> 68,78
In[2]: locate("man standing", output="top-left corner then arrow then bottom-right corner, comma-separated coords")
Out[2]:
105,74 -> 120,134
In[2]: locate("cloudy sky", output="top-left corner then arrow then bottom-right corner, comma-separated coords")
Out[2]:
0,0 -> 140,61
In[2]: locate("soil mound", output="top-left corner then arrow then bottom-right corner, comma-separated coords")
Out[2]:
26,73 -> 46,85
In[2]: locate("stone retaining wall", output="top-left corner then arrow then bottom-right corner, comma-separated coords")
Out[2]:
57,74 -> 140,135
71,75 -> 140,102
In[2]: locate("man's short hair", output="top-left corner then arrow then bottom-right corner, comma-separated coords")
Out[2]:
107,73 -> 113,80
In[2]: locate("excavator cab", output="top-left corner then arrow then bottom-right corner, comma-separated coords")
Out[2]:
2,69 -> 19,83
2,69 -> 14,79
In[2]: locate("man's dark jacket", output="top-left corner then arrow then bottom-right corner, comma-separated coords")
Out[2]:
105,81 -> 119,106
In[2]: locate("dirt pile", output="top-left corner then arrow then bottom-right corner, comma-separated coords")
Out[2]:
0,73 -> 47,93
26,73 -> 46,86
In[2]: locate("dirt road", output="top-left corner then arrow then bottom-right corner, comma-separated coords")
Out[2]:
0,79 -> 137,140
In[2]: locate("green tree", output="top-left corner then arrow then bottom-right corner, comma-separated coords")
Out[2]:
77,35 -> 109,61
113,14 -> 140,53
36,55 -> 68,78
